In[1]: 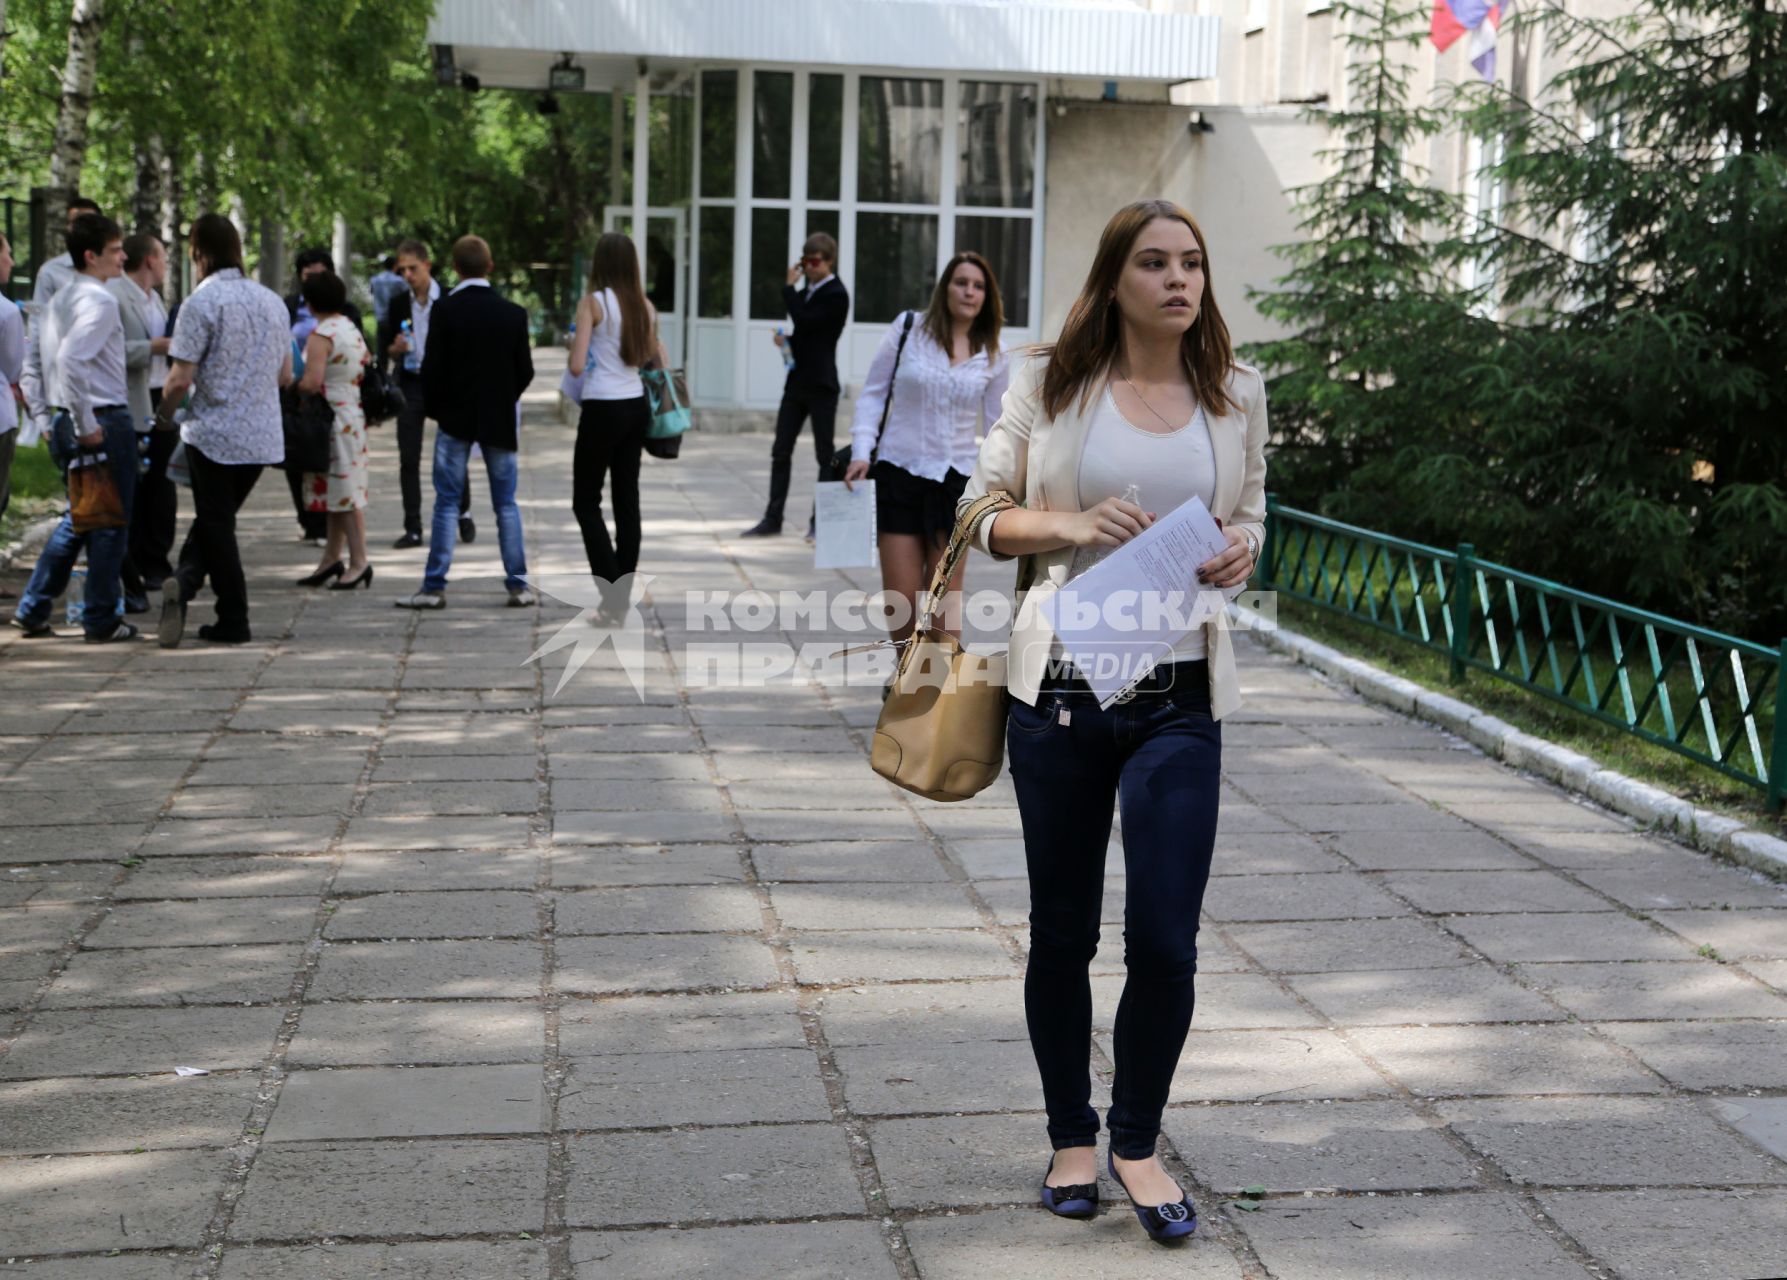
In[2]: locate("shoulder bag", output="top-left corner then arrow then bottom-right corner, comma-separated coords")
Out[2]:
828,310 -> 915,481
641,361 -> 692,461
867,488 -> 1024,802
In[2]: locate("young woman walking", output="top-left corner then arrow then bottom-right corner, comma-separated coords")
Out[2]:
568,232 -> 667,619
843,251 -> 1010,643
959,199 -> 1268,1244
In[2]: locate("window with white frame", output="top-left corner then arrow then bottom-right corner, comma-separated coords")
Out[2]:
687,65 -> 1045,405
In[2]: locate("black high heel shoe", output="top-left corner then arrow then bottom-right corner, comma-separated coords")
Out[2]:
329,565 -> 374,590
296,562 -> 345,587
1038,1153 -> 1099,1219
1108,1152 -> 1196,1243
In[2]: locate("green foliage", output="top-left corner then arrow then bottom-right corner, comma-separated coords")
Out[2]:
1248,0 -> 1787,643
1,0 -> 622,324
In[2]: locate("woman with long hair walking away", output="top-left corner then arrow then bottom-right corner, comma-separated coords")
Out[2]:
568,232 -> 668,620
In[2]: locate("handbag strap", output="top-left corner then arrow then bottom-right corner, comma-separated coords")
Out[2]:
867,311 -> 917,457
914,488 -> 1016,634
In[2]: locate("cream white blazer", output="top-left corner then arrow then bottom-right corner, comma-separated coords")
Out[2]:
958,354 -> 1270,719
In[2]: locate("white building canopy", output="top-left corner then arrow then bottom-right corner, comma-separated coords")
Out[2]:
428,0 -> 1220,89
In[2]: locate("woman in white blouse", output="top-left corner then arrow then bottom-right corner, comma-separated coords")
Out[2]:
843,252 -> 1010,642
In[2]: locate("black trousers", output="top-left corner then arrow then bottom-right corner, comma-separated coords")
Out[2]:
396,372 -> 468,536
764,383 -> 837,524
574,396 -> 650,607
129,409 -> 179,584
174,446 -> 263,629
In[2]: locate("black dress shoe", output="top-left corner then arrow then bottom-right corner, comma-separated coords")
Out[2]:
459,515 -> 477,543
198,623 -> 252,645
739,518 -> 783,537
392,531 -> 423,550
296,562 -> 346,587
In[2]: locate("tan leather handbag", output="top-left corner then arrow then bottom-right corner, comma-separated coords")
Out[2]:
870,490 -> 1020,803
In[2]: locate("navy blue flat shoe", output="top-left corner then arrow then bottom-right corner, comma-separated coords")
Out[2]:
1038,1154 -> 1099,1219
1108,1152 -> 1196,1243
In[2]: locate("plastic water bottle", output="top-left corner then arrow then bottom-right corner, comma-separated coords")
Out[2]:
400,319 -> 419,373
65,567 -> 87,627
775,327 -> 795,372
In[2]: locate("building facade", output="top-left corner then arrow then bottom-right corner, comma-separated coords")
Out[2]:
426,0 -> 1584,414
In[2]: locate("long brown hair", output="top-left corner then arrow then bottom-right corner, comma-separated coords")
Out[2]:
1040,200 -> 1237,420
589,232 -> 653,368
921,251 -> 1003,358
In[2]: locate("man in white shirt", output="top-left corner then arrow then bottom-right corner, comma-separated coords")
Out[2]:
377,238 -> 464,548
108,233 -> 178,591
0,233 -> 25,529
12,213 -> 140,642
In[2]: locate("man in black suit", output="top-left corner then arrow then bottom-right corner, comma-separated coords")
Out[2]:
394,235 -> 536,610
741,232 -> 849,539
376,238 -> 472,549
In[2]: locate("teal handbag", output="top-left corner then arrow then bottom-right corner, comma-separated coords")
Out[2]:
641,366 -> 691,460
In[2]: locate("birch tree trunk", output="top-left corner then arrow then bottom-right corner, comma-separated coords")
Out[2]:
135,133 -> 166,235
47,0 -> 107,212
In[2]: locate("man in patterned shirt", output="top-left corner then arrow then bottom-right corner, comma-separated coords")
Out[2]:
156,214 -> 292,647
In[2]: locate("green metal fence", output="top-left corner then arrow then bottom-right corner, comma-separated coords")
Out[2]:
1257,497 -> 1784,812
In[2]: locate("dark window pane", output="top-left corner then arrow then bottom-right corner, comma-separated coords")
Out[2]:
955,216 -> 1032,328
698,207 -> 734,319
855,211 -> 937,324
753,71 -> 794,199
858,77 -> 943,205
803,208 -> 840,248
750,207 -> 792,320
700,71 -> 737,198
958,82 -> 1037,208
807,74 -> 844,201
648,90 -> 695,208
644,216 -> 678,315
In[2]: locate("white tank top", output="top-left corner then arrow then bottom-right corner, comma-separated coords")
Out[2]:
579,288 -> 646,401
1069,385 -> 1218,662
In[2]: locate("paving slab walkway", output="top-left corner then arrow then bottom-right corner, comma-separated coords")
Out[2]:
2,352 -> 1784,1280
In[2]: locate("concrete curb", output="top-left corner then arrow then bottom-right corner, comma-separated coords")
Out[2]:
1233,609 -> 1787,881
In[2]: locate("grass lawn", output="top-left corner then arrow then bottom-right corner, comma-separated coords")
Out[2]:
1275,597 -> 1784,840
0,439 -> 63,550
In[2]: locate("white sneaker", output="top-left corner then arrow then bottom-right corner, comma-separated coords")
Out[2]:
507,588 -> 537,607
394,592 -> 445,610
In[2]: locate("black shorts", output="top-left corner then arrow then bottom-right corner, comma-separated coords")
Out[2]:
872,461 -> 969,541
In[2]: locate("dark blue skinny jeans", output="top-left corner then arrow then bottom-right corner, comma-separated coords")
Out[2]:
1006,661 -> 1221,1160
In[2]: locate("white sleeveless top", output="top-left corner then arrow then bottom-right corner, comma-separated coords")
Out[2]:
1068,385 -> 1219,661
579,288 -> 646,401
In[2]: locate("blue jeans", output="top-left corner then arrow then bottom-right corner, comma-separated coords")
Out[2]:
1006,662 -> 1221,1159
422,432 -> 526,593
15,408 -> 139,638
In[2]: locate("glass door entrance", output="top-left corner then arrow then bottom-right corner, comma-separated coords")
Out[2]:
604,208 -> 688,368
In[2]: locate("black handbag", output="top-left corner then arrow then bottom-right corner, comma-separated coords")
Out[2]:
828,310 -> 915,481
359,366 -> 404,425
281,388 -> 334,473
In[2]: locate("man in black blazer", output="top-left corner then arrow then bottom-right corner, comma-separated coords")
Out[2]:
394,235 -> 537,610
376,238 -> 472,549
741,232 -> 849,538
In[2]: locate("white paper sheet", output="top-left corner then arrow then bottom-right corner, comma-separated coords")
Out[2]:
1039,495 -> 1231,708
812,480 -> 878,569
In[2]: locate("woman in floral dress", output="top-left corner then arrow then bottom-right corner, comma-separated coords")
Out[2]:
295,270 -> 373,589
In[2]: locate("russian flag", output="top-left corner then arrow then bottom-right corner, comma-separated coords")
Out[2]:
1431,0 -> 1507,82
